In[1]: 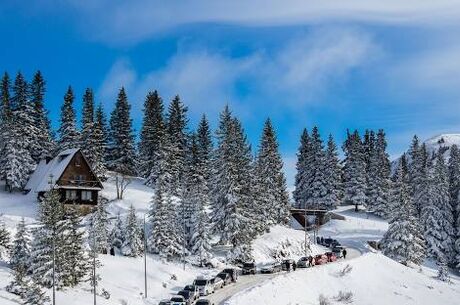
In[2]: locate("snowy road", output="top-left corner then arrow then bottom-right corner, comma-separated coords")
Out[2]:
208,245 -> 362,305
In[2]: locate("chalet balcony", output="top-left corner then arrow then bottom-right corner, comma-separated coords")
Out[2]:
57,179 -> 103,189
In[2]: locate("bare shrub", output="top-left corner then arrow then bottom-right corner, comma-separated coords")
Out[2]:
337,264 -> 353,277
333,291 -> 354,303
318,294 -> 331,305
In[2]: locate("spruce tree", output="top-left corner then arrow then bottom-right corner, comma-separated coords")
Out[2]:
305,126 -> 328,209
323,134 -> 342,210
382,156 -> 425,265
7,218 -> 29,295
0,72 -> 12,123
81,88 -> 97,166
411,143 -> 430,217
253,118 -> 290,229
88,199 -> 110,254
294,129 -> 310,209
196,115 -> 213,190
0,218 -> 10,260
139,91 -> 166,183
58,86 -> 80,151
22,281 -> 50,305
165,95 -> 188,195
368,130 -> 391,217
342,130 -> 367,211
93,104 -> 108,179
108,88 -> 137,198
29,71 -> 54,161
122,205 -> 143,257
110,212 -> 124,250
423,152 -> 455,263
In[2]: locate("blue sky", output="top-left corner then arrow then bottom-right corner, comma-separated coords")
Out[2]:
2,1 -> 460,186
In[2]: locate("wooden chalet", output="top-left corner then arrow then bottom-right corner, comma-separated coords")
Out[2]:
25,148 -> 103,207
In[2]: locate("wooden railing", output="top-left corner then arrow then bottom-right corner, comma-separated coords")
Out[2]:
57,179 -> 101,188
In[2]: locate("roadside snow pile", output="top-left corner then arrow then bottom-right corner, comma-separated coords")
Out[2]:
225,253 -> 460,305
252,225 -> 326,264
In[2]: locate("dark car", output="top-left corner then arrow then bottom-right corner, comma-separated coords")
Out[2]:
242,262 -> 256,275
332,246 -> 344,258
196,300 -> 214,305
177,290 -> 194,305
158,300 -> 170,305
183,285 -> 199,301
222,268 -> 238,282
216,272 -> 232,285
314,254 -> 328,265
282,259 -> 296,271
260,261 -> 282,273
330,240 -> 341,248
323,238 -> 334,247
170,295 -> 186,305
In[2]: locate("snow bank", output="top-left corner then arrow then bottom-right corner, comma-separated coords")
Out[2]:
252,225 -> 327,264
225,252 -> 460,305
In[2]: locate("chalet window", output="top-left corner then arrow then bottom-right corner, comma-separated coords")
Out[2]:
75,157 -> 81,167
81,191 -> 92,201
65,190 -> 77,200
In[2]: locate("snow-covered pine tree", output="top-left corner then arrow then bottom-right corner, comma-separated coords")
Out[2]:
196,114 -> 213,191
29,71 -> 54,161
368,130 -> 391,217
253,118 -> 290,228
121,205 -> 143,257
58,86 -> 80,151
88,199 -> 110,254
0,72 -> 12,124
294,129 -> 310,209
0,72 -> 36,191
411,142 -> 430,218
110,212 -> 124,250
29,188 -> 67,288
382,155 -> 425,265
448,144 -> 460,218
323,134 -> 342,210
165,95 -> 188,196
7,218 -> 29,296
107,88 -> 137,199
139,91 -> 166,184
22,280 -> 50,305
62,206 -> 90,287
0,218 -> 10,260
93,104 -> 108,180
342,130 -> 367,211
423,152 -> 455,263
80,88 -> 97,166
305,126 -> 328,209
437,255 -> 450,282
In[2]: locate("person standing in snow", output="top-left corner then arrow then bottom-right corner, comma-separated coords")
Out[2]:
343,248 -> 347,259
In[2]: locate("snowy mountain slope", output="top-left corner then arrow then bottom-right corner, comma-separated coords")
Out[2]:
225,252 -> 460,305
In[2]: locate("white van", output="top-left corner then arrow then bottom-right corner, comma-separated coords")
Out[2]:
193,278 -> 214,296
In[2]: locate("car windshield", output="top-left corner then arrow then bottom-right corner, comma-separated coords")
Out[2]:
171,297 -> 184,301
196,301 -> 209,305
184,285 -> 194,290
217,273 -> 227,279
300,257 -> 308,261
194,280 -> 208,286
179,291 -> 190,297
244,263 -> 254,267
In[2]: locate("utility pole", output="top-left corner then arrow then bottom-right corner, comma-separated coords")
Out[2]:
182,202 -> 186,270
143,214 -> 147,298
48,174 -> 56,305
92,219 -> 97,305
304,207 -> 308,256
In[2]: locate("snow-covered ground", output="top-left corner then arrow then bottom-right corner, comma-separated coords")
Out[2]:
225,252 -> 460,305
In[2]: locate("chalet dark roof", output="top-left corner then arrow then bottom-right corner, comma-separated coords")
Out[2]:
25,148 -> 102,192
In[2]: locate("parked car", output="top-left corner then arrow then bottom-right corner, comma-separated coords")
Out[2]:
323,238 -> 334,247
170,295 -> 186,305
260,261 -> 282,273
196,299 -> 214,305
177,290 -> 195,305
332,246 -> 344,258
222,268 -> 238,282
314,254 -> 328,265
330,240 -> 341,248
183,285 -> 199,301
209,277 -> 224,290
297,256 -> 309,268
158,300 -> 170,305
325,252 -> 337,262
216,272 -> 232,285
282,259 -> 296,271
193,278 -> 214,296
242,262 -> 256,275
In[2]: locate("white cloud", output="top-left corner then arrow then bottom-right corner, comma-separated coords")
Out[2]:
97,27 -> 378,120
18,0 -> 460,45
